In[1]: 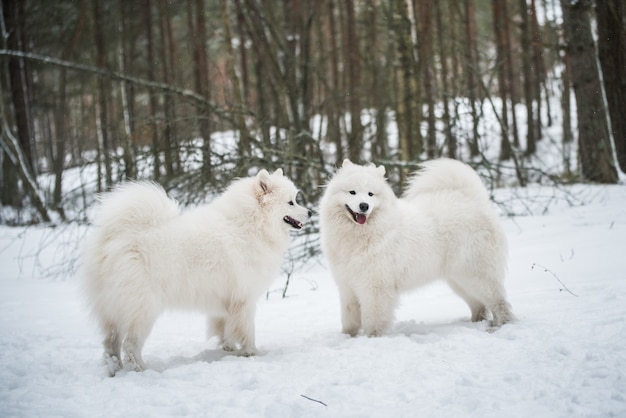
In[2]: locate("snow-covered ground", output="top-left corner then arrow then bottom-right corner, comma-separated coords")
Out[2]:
1,184 -> 625,417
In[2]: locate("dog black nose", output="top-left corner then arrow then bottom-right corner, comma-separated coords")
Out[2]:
307,209 -> 312,218
359,202 -> 369,212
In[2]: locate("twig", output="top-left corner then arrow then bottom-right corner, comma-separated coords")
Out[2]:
531,263 -> 578,297
300,394 -> 327,407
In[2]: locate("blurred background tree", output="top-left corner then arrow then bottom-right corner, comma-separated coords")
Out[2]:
1,0 -> 624,225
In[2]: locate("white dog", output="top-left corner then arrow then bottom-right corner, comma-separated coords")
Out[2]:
319,159 -> 513,337
82,169 -> 310,375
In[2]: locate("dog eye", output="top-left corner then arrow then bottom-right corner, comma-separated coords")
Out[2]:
349,191 -> 356,195
288,200 -> 294,206
368,192 -> 374,197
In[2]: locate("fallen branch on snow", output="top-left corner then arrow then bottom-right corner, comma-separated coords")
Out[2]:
531,263 -> 579,297
300,394 -> 327,407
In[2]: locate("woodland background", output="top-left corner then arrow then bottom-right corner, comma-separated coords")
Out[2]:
0,0 -> 625,226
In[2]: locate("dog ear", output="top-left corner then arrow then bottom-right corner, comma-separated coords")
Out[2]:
273,168 -> 284,176
377,165 -> 386,176
342,159 -> 354,168
256,169 -> 272,194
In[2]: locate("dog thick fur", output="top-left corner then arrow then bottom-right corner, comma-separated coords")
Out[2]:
319,159 -> 513,336
82,169 -> 310,375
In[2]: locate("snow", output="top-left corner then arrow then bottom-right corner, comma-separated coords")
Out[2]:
1,184 -> 625,417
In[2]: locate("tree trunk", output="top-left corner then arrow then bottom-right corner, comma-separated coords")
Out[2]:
0,84 -> 51,222
464,0 -> 480,157
492,0 -> 512,161
221,0 -> 250,158
519,0 -> 537,155
392,0 -> 421,165
561,0 -> 617,183
53,0 -> 85,218
502,0 -> 520,148
234,0 -> 250,107
93,0 -> 113,189
118,0 -> 137,180
436,0 -> 455,159
530,0 -> 544,140
345,0 -> 363,163
158,0 -> 176,177
418,1 -> 436,158
144,0 -> 161,180
561,54 -> 573,177
365,0 -> 388,161
188,0 -> 213,174
596,0 -> 626,174
326,0 -> 343,164
3,0 -> 34,173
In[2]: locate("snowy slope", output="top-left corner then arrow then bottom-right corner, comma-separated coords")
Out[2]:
1,185 -> 625,417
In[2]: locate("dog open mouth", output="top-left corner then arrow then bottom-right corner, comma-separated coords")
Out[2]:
345,205 -> 367,225
283,216 -> 303,229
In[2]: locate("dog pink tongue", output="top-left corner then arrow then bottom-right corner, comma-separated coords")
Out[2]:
356,213 -> 367,224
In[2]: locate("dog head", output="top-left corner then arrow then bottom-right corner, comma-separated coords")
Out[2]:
255,168 -> 311,231
322,159 -> 392,226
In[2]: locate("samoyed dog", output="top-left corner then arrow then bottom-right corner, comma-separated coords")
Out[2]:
319,159 -> 513,337
83,169 -> 310,375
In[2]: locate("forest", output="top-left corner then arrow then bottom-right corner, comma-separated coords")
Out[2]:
1,0 -> 625,226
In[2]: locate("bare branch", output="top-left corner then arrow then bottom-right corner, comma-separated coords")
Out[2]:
0,81 -> 52,223
531,263 -> 579,297
0,49 -> 241,118
300,394 -> 327,407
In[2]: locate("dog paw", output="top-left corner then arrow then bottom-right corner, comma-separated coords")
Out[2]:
238,346 -> 260,357
342,327 -> 360,337
125,353 -> 145,372
103,353 -> 122,377
220,343 -> 236,352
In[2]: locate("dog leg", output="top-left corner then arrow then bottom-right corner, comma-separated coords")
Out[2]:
224,301 -> 258,356
209,316 -> 236,352
102,320 -> 123,376
359,289 -> 397,337
448,281 -> 490,322
454,276 -> 513,331
338,285 -> 361,336
487,300 -> 514,331
122,317 -> 156,372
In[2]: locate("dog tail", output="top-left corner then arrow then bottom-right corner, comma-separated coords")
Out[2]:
93,181 -> 179,234
81,181 -> 178,333
403,158 -> 490,202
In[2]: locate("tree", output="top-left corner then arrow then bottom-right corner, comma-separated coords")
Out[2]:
188,0 -> 213,174
221,0 -> 250,159
53,0 -> 86,218
158,0 -> 178,177
502,0 -> 520,149
463,0 -> 480,157
0,83 -> 51,222
144,0 -> 161,180
3,0 -> 622,227
345,0 -> 363,162
596,0 -> 626,174
418,1 -> 436,158
519,0 -> 537,155
391,0 -> 421,166
529,0 -> 544,140
561,0 -> 617,183
492,0 -> 512,161
1,0 -> 27,207
118,0 -> 137,181
322,0 -> 344,164
435,0 -> 456,159
93,0 -> 113,190
4,0 -> 33,169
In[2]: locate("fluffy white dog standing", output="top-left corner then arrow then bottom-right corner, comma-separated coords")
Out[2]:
319,159 -> 513,337
82,169 -> 310,375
